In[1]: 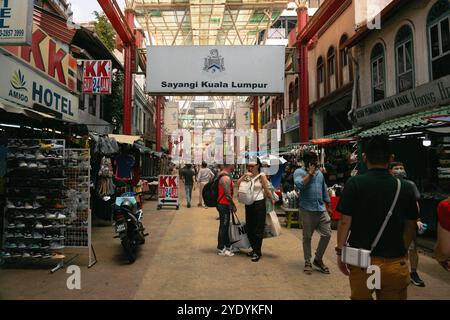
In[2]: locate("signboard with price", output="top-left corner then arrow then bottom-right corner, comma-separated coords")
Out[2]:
0,0 -> 33,45
158,175 -> 179,208
82,60 -> 112,94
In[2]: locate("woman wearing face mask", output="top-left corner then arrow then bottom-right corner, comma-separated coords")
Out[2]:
237,158 -> 275,262
389,162 -> 426,287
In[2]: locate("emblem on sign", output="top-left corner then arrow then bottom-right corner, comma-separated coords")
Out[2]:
203,49 -> 225,73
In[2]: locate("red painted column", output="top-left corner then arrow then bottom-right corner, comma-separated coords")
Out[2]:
297,6 -> 309,143
156,96 -> 162,152
253,96 -> 259,149
123,9 -> 135,135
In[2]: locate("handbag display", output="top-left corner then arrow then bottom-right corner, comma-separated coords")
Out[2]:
238,174 -> 262,205
342,178 -> 402,269
228,211 -> 251,249
264,211 -> 282,238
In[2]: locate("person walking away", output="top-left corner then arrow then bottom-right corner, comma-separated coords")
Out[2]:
436,196 -> 450,271
294,152 -> 333,274
217,164 -> 237,257
197,162 -> 214,208
180,164 -> 196,208
281,164 -> 295,194
237,158 -> 275,262
390,162 -> 426,287
336,137 -> 418,300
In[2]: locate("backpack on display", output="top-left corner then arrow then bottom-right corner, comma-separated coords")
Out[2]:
238,174 -> 262,205
203,174 -> 230,208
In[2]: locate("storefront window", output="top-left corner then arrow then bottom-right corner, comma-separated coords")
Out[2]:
317,56 -> 324,100
428,0 -> 450,80
395,25 -> 415,93
371,43 -> 386,102
327,46 -> 336,93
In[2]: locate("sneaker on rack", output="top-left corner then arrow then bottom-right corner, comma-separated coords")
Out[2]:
35,213 -> 45,219
7,152 -> 15,159
15,212 -> 24,219
15,223 -> 25,229
24,153 -> 35,160
22,252 -> 32,258
18,161 -> 28,168
14,233 -> 24,238
17,243 -> 27,249
14,201 -> 24,208
2,252 -> 12,259
15,153 -> 25,160
28,162 -> 38,169
43,235 -> 53,241
7,223 -> 16,229
35,222 -> 44,229
5,232 -> 14,238
24,202 -> 33,209
35,151 -> 46,160
32,232 -> 43,240
56,212 -> 67,220
37,163 -> 47,169
49,242 -> 64,250
45,213 -> 56,219
5,243 -> 17,249
42,253 -> 52,259
32,201 -> 41,209
24,233 -> 32,239
6,201 -> 15,209
40,244 -> 49,250
28,244 -> 40,250
25,213 -> 35,219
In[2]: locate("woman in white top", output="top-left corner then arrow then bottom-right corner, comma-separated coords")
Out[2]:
197,162 -> 214,208
237,158 -> 275,262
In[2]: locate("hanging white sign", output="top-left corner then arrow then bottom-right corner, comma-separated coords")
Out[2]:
146,46 -> 285,94
0,0 -> 33,45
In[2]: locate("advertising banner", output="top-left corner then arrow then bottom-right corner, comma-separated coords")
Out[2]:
0,0 -> 33,45
236,102 -> 251,130
147,46 -> 285,94
158,175 -> 179,208
83,60 -> 112,94
164,101 -> 179,133
0,52 -> 79,122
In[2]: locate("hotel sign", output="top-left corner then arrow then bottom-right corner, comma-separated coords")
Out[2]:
146,46 -> 285,95
0,0 -> 33,45
355,75 -> 450,126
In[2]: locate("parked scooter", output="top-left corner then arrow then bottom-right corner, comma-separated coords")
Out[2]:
113,193 -> 148,263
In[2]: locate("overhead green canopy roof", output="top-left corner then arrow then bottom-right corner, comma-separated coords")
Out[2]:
359,105 -> 450,138
323,127 -> 363,139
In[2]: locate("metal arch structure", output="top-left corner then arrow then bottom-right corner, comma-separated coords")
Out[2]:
130,0 -> 290,46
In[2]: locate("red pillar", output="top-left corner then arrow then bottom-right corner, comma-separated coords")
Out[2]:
123,9 -> 135,135
156,96 -> 162,152
253,96 -> 259,149
297,7 -> 309,143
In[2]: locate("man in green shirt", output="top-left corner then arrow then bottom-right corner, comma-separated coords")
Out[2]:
336,137 -> 418,300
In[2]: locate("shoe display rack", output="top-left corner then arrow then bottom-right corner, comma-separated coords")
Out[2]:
64,149 -> 97,268
1,139 -> 67,272
437,136 -> 450,192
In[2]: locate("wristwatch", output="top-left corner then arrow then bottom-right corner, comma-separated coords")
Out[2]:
335,247 -> 342,256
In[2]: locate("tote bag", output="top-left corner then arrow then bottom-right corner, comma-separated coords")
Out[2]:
264,211 -> 282,238
228,211 -> 251,249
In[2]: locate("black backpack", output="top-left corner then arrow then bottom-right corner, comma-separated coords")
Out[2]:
202,173 -> 230,208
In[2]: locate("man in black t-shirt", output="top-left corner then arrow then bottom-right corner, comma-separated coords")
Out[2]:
336,138 -> 418,300
180,164 -> 196,208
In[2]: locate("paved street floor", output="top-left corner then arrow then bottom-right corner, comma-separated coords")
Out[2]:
1,191 -> 449,300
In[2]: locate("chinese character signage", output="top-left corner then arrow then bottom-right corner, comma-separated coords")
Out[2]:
158,175 -> 179,208
83,60 -> 112,94
0,0 -> 33,45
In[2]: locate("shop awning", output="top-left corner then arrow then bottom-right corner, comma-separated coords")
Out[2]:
0,98 -> 53,121
323,127 -> 363,139
359,105 -> 450,138
108,134 -> 141,145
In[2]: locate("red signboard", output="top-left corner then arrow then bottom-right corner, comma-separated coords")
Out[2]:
83,60 -> 112,94
158,175 -> 179,209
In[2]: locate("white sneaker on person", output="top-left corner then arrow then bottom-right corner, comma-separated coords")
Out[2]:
228,246 -> 240,254
217,248 -> 234,257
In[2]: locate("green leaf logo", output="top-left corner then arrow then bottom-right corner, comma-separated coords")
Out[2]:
11,70 -> 28,91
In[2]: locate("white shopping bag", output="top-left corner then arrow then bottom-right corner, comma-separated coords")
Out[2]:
264,211 -> 282,238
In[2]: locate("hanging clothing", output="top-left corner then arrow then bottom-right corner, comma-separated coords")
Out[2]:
114,154 -> 135,181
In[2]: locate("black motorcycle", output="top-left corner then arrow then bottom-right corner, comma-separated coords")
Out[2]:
113,194 -> 148,263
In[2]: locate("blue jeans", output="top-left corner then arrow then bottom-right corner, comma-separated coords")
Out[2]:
217,204 -> 231,250
185,184 -> 193,205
